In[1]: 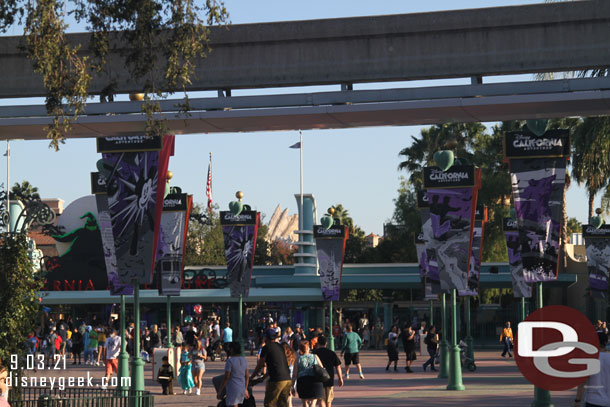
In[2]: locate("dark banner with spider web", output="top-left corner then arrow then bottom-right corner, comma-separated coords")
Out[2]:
220,211 -> 260,297
100,135 -> 175,285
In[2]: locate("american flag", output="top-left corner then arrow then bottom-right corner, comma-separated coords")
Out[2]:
206,153 -> 213,212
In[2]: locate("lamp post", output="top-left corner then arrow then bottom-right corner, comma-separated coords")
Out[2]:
329,300 -> 334,351
167,296 -> 173,349
464,296 -> 474,361
130,281 -> 145,392
429,299 -> 434,326
238,294 -> 244,355
437,293 -> 449,379
446,289 -> 465,390
117,294 -> 130,392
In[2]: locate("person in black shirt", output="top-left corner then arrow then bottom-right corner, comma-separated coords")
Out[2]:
251,329 -> 292,407
312,336 -> 343,407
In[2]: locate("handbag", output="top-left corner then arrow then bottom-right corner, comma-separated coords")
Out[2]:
313,364 -> 330,382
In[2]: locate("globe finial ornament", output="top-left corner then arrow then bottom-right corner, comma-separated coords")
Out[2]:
433,150 -> 454,172
236,191 -> 244,201
591,209 -> 604,229
525,119 -> 549,137
328,207 -> 335,216
229,191 -> 245,216
129,93 -> 145,102
444,139 -> 458,150
167,170 -> 173,180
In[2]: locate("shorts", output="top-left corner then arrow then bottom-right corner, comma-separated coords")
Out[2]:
105,359 -> 118,376
264,380 -> 292,407
321,386 -> 334,404
344,352 -> 359,366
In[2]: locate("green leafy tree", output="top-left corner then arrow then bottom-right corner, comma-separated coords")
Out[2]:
254,223 -> 271,266
0,1 -> 229,149
0,233 -> 43,364
571,117 -> 610,218
11,181 -> 41,201
185,204 -> 225,266
567,217 -> 582,236
398,122 -> 485,189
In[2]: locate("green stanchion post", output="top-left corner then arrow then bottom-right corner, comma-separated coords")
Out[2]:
465,296 -> 474,361
521,297 -> 526,322
130,281 -> 145,392
531,282 -> 553,407
438,292 -> 449,379
329,300 -> 334,351
429,299 -> 434,327
118,295 -> 130,392
238,294 -> 244,355
447,289 -> 465,390
166,296 -> 173,349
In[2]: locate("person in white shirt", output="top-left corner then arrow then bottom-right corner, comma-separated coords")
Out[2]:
102,329 -> 122,389
575,332 -> 610,407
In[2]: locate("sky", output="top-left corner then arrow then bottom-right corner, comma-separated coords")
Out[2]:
1,0 -> 597,235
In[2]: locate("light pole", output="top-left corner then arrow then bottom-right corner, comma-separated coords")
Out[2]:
446,289 -> 465,390
437,292 -> 449,379
531,282 -> 553,407
130,281 -> 145,392
117,295 -> 130,392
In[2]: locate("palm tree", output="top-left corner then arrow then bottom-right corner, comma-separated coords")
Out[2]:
398,122 -> 484,189
571,117 -> 610,219
11,181 -> 40,201
332,204 -> 353,229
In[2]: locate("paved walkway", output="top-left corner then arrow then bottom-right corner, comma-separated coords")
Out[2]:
25,350 -> 576,406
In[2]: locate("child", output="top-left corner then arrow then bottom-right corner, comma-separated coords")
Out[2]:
178,345 -> 195,394
157,356 -> 175,395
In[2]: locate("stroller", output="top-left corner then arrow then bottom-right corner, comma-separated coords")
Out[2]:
213,373 -> 265,407
459,340 -> 476,372
207,339 -> 227,362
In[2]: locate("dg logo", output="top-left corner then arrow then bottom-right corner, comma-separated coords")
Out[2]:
515,305 -> 600,391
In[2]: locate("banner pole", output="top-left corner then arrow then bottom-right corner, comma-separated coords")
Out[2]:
521,297 -> 526,322
118,294 -> 130,392
429,299 -> 434,327
531,282 -> 553,407
465,296 -> 474,362
329,300 -> 334,351
239,294 -> 244,355
130,281 -> 145,392
166,296 -> 173,349
438,292 -> 449,379
447,289 -> 465,390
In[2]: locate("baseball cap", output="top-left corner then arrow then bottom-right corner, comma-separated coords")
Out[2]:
265,329 -> 279,340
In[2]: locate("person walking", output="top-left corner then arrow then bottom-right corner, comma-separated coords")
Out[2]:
173,326 -> 184,348
402,324 -> 417,373
313,336 -> 343,407
71,328 -> 83,365
385,325 -> 399,372
251,329 -> 292,407
283,343 -> 297,407
178,345 -> 195,395
292,341 -> 324,407
222,322 -> 234,345
341,324 -> 364,379
575,332 -> 610,407
96,327 -> 106,366
190,340 -> 207,396
500,322 -> 513,358
217,342 -> 250,407
101,329 -> 121,389
422,326 -> 439,372
151,324 -> 162,351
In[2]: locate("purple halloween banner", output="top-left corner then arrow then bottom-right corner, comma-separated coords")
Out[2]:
459,206 -> 487,296
314,225 -> 348,301
156,193 -> 192,296
582,225 -> 610,299
503,217 -> 531,298
423,166 -> 480,293
220,211 -> 260,298
505,130 -> 569,284
91,172 -> 133,296
417,190 -> 440,294
99,135 -> 174,285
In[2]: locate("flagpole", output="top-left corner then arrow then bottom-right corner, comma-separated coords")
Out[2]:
299,130 -> 303,239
